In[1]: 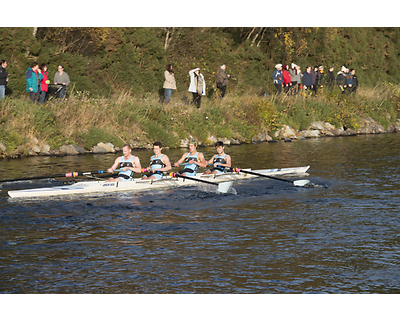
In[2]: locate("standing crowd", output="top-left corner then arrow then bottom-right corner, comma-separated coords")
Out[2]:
163,63 -> 230,108
1,59 -> 358,104
273,63 -> 358,95
25,62 -> 70,103
0,60 -> 70,103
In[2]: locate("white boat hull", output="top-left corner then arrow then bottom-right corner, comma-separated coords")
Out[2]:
8,166 -> 310,198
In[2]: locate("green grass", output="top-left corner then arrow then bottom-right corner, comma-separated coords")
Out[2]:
0,82 -> 399,157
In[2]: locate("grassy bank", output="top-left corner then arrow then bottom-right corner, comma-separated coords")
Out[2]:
1,82 -> 399,158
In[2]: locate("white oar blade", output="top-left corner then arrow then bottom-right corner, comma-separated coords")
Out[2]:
293,179 -> 311,187
217,181 -> 233,194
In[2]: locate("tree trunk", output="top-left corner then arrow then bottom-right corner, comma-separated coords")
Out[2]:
164,27 -> 175,51
246,27 -> 256,40
251,27 -> 264,46
256,28 -> 267,47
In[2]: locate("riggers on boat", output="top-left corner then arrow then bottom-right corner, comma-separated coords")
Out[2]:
7,166 -> 310,198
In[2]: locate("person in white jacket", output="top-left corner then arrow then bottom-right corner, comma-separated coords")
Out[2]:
188,68 -> 206,109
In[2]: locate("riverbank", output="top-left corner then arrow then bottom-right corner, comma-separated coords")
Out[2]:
1,82 -> 399,159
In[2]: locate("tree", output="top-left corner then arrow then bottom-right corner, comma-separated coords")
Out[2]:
36,27 -> 109,55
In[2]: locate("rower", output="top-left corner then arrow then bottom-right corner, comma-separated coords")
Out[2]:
173,140 -> 207,176
106,144 -> 142,182
203,141 -> 232,175
142,141 -> 172,180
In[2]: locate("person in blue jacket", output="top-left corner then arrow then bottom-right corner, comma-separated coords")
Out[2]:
26,62 -> 43,103
272,64 -> 283,94
347,69 -> 358,93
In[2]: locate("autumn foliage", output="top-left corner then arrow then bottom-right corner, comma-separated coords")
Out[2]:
1,27 -> 400,97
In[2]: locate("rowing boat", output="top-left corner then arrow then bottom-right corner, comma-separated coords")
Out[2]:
7,166 -> 310,198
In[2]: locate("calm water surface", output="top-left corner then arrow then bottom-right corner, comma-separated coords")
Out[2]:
0,134 -> 399,293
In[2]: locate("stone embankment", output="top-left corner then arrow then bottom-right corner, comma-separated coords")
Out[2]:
272,117 -> 400,141
1,117 -> 399,158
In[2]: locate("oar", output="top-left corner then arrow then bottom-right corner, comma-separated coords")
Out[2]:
0,169 -> 112,184
169,172 -> 232,194
231,167 -> 310,187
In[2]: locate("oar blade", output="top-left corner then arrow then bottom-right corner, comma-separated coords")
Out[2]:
293,179 -> 311,187
217,181 -> 233,194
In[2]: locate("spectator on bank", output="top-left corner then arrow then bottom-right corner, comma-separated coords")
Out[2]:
26,62 -> 43,103
343,67 -> 350,86
0,60 -> 9,101
163,64 -> 176,103
216,64 -> 230,98
336,66 -> 348,93
318,66 -> 325,87
302,66 -> 313,92
188,68 -> 206,109
347,69 -> 358,93
311,66 -> 319,94
39,64 -> 49,104
282,64 -> 292,94
290,63 -> 301,95
327,66 -> 335,88
272,64 -> 283,95
54,64 -> 70,100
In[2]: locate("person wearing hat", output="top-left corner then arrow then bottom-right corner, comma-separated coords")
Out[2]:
272,64 -> 283,95
173,140 -> 207,177
336,66 -> 348,93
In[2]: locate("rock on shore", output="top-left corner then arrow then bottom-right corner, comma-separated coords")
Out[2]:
273,119 -> 400,141
1,117 -> 400,159
60,144 -> 86,155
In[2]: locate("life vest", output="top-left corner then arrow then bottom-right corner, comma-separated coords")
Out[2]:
119,155 -> 135,180
149,154 -> 166,179
182,152 -> 199,176
213,154 -> 227,173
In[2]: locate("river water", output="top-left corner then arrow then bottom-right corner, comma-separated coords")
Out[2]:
0,133 -> 399,295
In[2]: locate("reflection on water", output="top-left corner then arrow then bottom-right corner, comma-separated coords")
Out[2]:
1,134 -> 400,293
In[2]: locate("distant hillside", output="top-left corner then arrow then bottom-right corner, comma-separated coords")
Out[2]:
1,27 -> 400,97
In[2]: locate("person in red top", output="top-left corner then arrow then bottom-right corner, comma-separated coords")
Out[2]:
39,64 -> 49,104
282,64 -> 292,94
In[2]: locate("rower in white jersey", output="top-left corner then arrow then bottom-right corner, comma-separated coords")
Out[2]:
142,141 -> 172,180
173,140 -> 207,176
106,144 -> 142,182
203,141 -> 232,175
